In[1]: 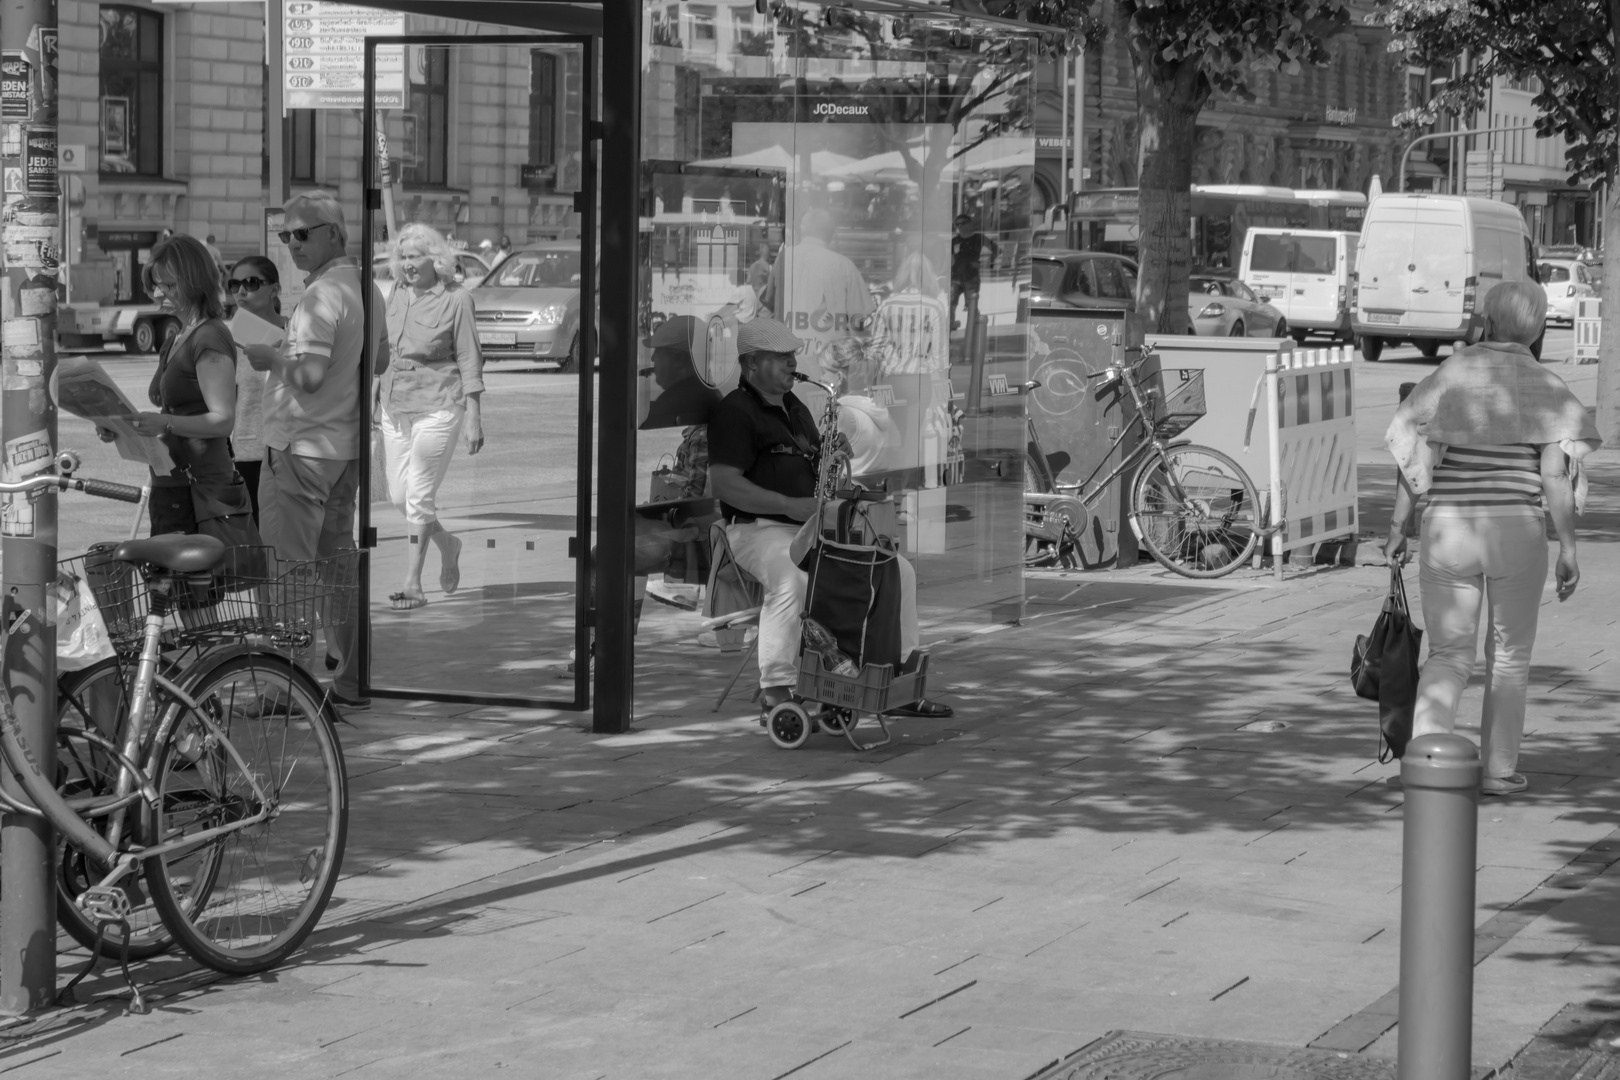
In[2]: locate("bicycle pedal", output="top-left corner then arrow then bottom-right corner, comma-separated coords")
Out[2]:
80,885 -> 135,923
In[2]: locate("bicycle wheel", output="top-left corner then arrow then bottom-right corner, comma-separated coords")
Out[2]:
1131,444 -> 1261,579
55,658 -> 173,960
144,651 -> 347,975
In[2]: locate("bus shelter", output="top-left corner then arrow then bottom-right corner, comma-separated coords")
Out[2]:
322,0 -> 1046,731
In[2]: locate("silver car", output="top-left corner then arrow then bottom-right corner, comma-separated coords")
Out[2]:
471,243 -> 584,370
1187,274 -> 1288,338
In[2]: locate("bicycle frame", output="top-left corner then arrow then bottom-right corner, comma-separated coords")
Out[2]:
1043,354 -> 1191,514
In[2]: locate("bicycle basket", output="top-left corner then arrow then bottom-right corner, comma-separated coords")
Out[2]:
1144,367 -> 1206,439
58,545 -> 360,652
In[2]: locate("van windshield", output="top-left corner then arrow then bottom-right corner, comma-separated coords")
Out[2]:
1250,234 -> 1337,274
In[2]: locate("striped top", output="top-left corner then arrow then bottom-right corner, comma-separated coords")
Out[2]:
1429,444 -> 1542,509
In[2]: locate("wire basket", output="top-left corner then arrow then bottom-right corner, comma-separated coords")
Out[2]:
1144,367 -> 1207,439
58,545 -> 359,653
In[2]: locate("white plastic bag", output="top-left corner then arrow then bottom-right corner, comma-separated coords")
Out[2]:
55,572 -> 116,670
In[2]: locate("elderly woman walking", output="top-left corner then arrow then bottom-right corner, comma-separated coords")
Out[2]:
378,222 -> 485,609
1383,280 -> 1601,796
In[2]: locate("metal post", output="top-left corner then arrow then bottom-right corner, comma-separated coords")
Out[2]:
1057,53 -> 1068,207
1264,351 -> 1283,580
0,0 -> 61,1015
265,0 -> 287,210
1397,733 -> 1482,1080
1073,47 -> 1085,194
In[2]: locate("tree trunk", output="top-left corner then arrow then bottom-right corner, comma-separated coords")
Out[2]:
1131,60 -> 1206,336
1599,164 -> 1620,447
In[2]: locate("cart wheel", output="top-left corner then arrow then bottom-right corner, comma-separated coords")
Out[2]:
820,709 -> 851,735
766,702 -> 813,750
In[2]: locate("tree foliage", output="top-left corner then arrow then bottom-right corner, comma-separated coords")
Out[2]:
1374,0 -> 1617,185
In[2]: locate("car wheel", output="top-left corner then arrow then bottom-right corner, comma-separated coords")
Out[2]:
1228,320 -> 1245,337
132,319 -> 157,355
159,318 -> 182,352
1358,335 -> 1384,363
557,333 -> 579,374
1416,339 -> 1441,359
1291,329 -> 1309,346
1274,319 -> 1288,341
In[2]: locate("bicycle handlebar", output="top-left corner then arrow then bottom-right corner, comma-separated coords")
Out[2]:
0,473 -> 145,503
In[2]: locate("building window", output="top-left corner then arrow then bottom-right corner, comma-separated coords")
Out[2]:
404,46 -> 449,187
1502,73 -> 1539,93
530,51 -> 558,173
290,110 -> 318,182
675,67 -> 702,161
99,5 -> 163,176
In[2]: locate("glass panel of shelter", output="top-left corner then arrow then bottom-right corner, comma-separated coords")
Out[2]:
361,37 -> 593,706
629,0 -> 1038,711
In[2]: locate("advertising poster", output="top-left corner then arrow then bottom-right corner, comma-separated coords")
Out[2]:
1,52 -> 30,119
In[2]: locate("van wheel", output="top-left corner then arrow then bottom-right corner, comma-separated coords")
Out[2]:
1228,321 -> 1245,337
132,319 -> 158,355
1358,335 -> 1385,363
1416,339 -> 1441,359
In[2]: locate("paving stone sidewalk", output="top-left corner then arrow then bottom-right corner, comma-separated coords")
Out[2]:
2,451 -> 1618,1080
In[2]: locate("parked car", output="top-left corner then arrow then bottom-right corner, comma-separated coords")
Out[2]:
1187,274 -> 1287,338
371,249 -> 491,288
470,242 -> 584,370
1539,258 -> 1598,326
1352,194 -> 1538,362
1024,250 -> 1139,315
1240,228 -> 1356,343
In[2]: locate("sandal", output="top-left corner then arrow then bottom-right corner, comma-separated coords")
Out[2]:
389,591 -> 427,610
440,534 -> 463,595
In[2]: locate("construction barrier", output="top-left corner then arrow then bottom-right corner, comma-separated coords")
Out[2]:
1574,298 -> 1601,365
1265,346 -> 1359,566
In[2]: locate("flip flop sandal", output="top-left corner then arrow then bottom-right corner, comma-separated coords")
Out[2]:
440,535 -> 464,595
390,592 -> 427,610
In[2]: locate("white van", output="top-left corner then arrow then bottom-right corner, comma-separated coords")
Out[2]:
1352,194 -> 1538,362
1240,228 -> 1357,344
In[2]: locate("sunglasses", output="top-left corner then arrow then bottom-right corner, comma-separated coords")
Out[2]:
227,277 -> 269,293
276,222 -> 334,244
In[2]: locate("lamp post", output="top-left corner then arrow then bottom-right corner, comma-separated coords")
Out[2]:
1397,124 -> 1535,194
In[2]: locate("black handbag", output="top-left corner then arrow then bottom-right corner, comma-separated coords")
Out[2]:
1351,565 -> 1424,761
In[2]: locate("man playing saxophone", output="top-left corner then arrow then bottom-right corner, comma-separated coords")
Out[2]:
708,317 -> 952,718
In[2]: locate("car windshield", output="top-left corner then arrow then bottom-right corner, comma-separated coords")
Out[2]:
1030,258 -> 1065,295
1539,263 -> 1572,282
488,250 -> 581,288
1190,278 -> 1227,296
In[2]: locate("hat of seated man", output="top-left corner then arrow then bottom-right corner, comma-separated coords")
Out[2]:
644,314 -> 702,351
736,316 -> 805,356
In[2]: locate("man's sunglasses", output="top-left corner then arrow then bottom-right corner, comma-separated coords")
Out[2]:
276,222 -> 334,244
227,277 -> 269,293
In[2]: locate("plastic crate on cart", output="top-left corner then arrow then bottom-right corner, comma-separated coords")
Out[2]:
795,649 -> 928,713
58,545 -> 359,652
1143,367 -> 1206,438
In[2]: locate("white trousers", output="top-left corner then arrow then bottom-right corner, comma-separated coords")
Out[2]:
1413,508 -> 1548,780
380,406 -> 463,526
725,520 -> 919,689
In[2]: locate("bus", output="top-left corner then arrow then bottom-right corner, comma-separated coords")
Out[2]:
1059,185 -> 1367,270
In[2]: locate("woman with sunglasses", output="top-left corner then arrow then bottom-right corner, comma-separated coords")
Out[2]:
224,255 -> 282,522
131,234 -> 262,551
378,222 -> 485,609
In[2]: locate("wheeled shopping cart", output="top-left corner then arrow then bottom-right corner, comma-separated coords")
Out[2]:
762,491 -> 929,752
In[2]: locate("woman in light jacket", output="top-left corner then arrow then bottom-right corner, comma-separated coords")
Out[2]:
1383,280 -> 1600,797
377,223 -> 485,609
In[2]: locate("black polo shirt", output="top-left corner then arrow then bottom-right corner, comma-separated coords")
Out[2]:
709,378 -> 821,524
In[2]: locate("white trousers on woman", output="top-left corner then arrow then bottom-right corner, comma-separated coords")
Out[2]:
380,406 -> 463,526
725,520 -> 919,689
1413,507 -> 1548,780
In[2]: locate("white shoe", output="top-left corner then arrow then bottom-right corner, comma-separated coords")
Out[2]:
646,579 -> 700,611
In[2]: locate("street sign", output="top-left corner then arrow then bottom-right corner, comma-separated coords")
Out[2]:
283,2 -> 404,110
1464,149 -> 1505,200
57,142 -> 85,171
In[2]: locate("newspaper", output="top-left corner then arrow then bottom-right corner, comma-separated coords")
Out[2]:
226,306 -> 285,349
55,356 -> 174,473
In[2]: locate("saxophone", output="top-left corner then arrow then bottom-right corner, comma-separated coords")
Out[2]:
793,371 -> 849,501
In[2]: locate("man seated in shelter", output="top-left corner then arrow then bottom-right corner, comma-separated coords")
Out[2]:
708,316 -> 952,718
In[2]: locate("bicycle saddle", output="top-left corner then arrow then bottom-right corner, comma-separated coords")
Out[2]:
109,533 -> 227,573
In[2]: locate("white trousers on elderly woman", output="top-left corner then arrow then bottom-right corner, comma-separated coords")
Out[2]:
380,406 -> 463,526
725,520 -> 918,689
1413,507 -> 1548,781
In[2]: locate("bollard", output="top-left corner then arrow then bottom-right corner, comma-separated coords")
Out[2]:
1397,734 -> 1482,1080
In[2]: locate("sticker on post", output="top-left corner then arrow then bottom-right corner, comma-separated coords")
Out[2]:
1,494 -> 35,538
3,318 -> 41,349
5,429 -> 53,477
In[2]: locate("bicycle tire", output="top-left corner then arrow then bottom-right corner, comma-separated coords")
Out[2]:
144,650 -> 348,975
55,658 -> 173,959
1131,443 -> 1261,579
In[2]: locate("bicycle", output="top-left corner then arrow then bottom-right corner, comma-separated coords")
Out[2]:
0,461 -> 350,1008
1023,340 -> 1272,579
